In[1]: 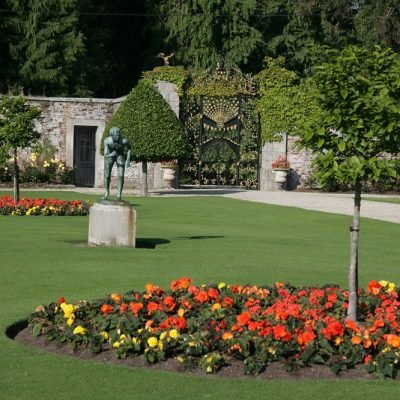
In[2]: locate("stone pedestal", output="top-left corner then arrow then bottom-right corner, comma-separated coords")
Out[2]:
88,201 -> 136,247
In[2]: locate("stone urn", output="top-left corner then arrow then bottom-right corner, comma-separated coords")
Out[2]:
161,166 -> 177,188
273,169 -> 289,183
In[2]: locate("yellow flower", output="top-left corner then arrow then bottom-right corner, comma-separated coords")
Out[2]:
160,332 -> 167,341
67,316 -> 75,326
177,308 -> 185,317
206,366 -> 213,373
132,337 -> 140,345
147,337 -> 158,348
137,328 -> 143,334
218,282 -> 226,290
379,280 -> 389,287
169,329 -> 179,339
43,161 -> 50,168
119,334 -> 128,342
189,341 -> 198,347
113,341 -> 121,348
73,326 -> 87,335
158,341 -> 164,351
100,331 -> 109,340
388,283 -> 396,292
211,303 -> 221,311
60,303 -> 76,318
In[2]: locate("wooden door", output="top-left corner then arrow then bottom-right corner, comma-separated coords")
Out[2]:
73,126 -> 96,187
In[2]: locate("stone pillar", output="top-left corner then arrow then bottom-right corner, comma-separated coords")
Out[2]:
260,135 -> 287,191
88,201 -> 136,247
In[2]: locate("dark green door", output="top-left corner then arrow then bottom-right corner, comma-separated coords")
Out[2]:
73,125 -> 96,187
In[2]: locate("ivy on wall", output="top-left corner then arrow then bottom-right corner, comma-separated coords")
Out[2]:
255,57 -> 317,142
141,66 -> 189,96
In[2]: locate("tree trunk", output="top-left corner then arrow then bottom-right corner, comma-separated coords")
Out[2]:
141,161 -> 148,197
347,180 -> 361,321
13,148 -> 20,203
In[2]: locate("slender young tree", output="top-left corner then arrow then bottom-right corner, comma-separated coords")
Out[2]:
0,97 -> 41,202
298,45 -> 400,321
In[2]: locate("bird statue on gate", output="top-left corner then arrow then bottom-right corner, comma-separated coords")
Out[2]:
156,52 -> 175,66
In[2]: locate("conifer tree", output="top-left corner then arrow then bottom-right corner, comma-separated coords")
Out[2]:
150,0 -> 263,71
8,0 -> 87,96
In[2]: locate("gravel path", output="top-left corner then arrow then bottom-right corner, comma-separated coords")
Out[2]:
222,191 -> 400,224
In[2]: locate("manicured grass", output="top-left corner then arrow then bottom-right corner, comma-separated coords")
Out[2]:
1,191 -> 400,399
364,196 -> 400,204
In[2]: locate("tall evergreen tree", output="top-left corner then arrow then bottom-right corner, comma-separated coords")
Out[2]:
355,0 -> 400,52
149,0 -> 263,71
8,0 -> 87,96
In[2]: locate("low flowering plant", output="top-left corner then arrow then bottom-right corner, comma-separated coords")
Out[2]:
29,277 -> 400,378
272,155 -> 291,170
0,195 -> 92,216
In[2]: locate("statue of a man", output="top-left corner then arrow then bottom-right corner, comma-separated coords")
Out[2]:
103,127 -> 131,200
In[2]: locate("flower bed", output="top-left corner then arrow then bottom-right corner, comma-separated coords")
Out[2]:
0,195 -> 92,216
29,278 -> 400,378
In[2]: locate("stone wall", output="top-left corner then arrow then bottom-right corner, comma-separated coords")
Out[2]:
260,134 -> 313,191
21,80 -> 181,191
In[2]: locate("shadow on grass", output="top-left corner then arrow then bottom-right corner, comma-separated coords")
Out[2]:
66,238 -> 171,249
5,319 -> 28,339
174,235 -> 224,240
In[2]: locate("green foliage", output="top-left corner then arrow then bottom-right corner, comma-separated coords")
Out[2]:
298,45 -> 400,187
141,66 -> 189,96
8,0 -> 89,96
187,67 -> 256,97
103,80 -> 187,162
150,0 -> 263,71
0,96 -> 41,150
255,57 -> 318,142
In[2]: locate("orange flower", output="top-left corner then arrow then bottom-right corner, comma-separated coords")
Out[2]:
194,291 -> 209,303
100,304 -> 113,315
345,319 -> 361,333
129,302 -> 143,316
170,277 -> 192,291
385,334 -> 400,348
147,301 -> 162,315
163,296 -> 176,312
297,330 -> 316,347
236,311 -> 251,326
351,336 -> 363,345
367,280 -> 381,296
273,325 -> 291,341
145,283 -> 154,292
222,297 -> 234,307
222,332 -> 233,340
119,303 -> 128,313
110,293 -> 122,303
207,287 -> 219,299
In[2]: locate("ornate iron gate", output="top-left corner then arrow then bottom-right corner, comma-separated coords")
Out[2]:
180,95 -> 260,189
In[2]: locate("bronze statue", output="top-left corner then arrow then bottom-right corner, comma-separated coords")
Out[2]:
103,127 -> 131,200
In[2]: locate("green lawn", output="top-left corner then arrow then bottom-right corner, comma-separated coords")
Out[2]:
364,196 -> 400,204
1,191 -> 400,399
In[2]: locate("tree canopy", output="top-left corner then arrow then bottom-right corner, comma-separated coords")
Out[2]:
298,45 -> 400,321
1,0 -> 399,97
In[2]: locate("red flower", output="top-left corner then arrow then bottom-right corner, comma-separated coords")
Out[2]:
236,311 -> 251,326
129,302 -> 143,316
170,277 -> 192,291
58,297 -> 66,305
222,297 -> 234,307
100,304 -> 114,315
147,301 -> 162,315
297,329 -> 316,347
188,285 -> 200,296
120,303 -> 128,313
207,287 -> 219,299
163,296 -> 176,312
321,320 -> 344,340
273,325 -> 291,342
367,280 -> 382,296
194,291 -> 209,303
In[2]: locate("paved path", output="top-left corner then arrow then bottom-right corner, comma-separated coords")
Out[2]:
222,190 -> 400,224
1,186 -> 399,224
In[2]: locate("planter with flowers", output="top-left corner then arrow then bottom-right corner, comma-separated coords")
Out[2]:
160,160 -> 178,188
272,155 -> 291,183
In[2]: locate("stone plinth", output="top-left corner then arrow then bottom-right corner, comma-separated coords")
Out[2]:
88,201 -> 136,247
